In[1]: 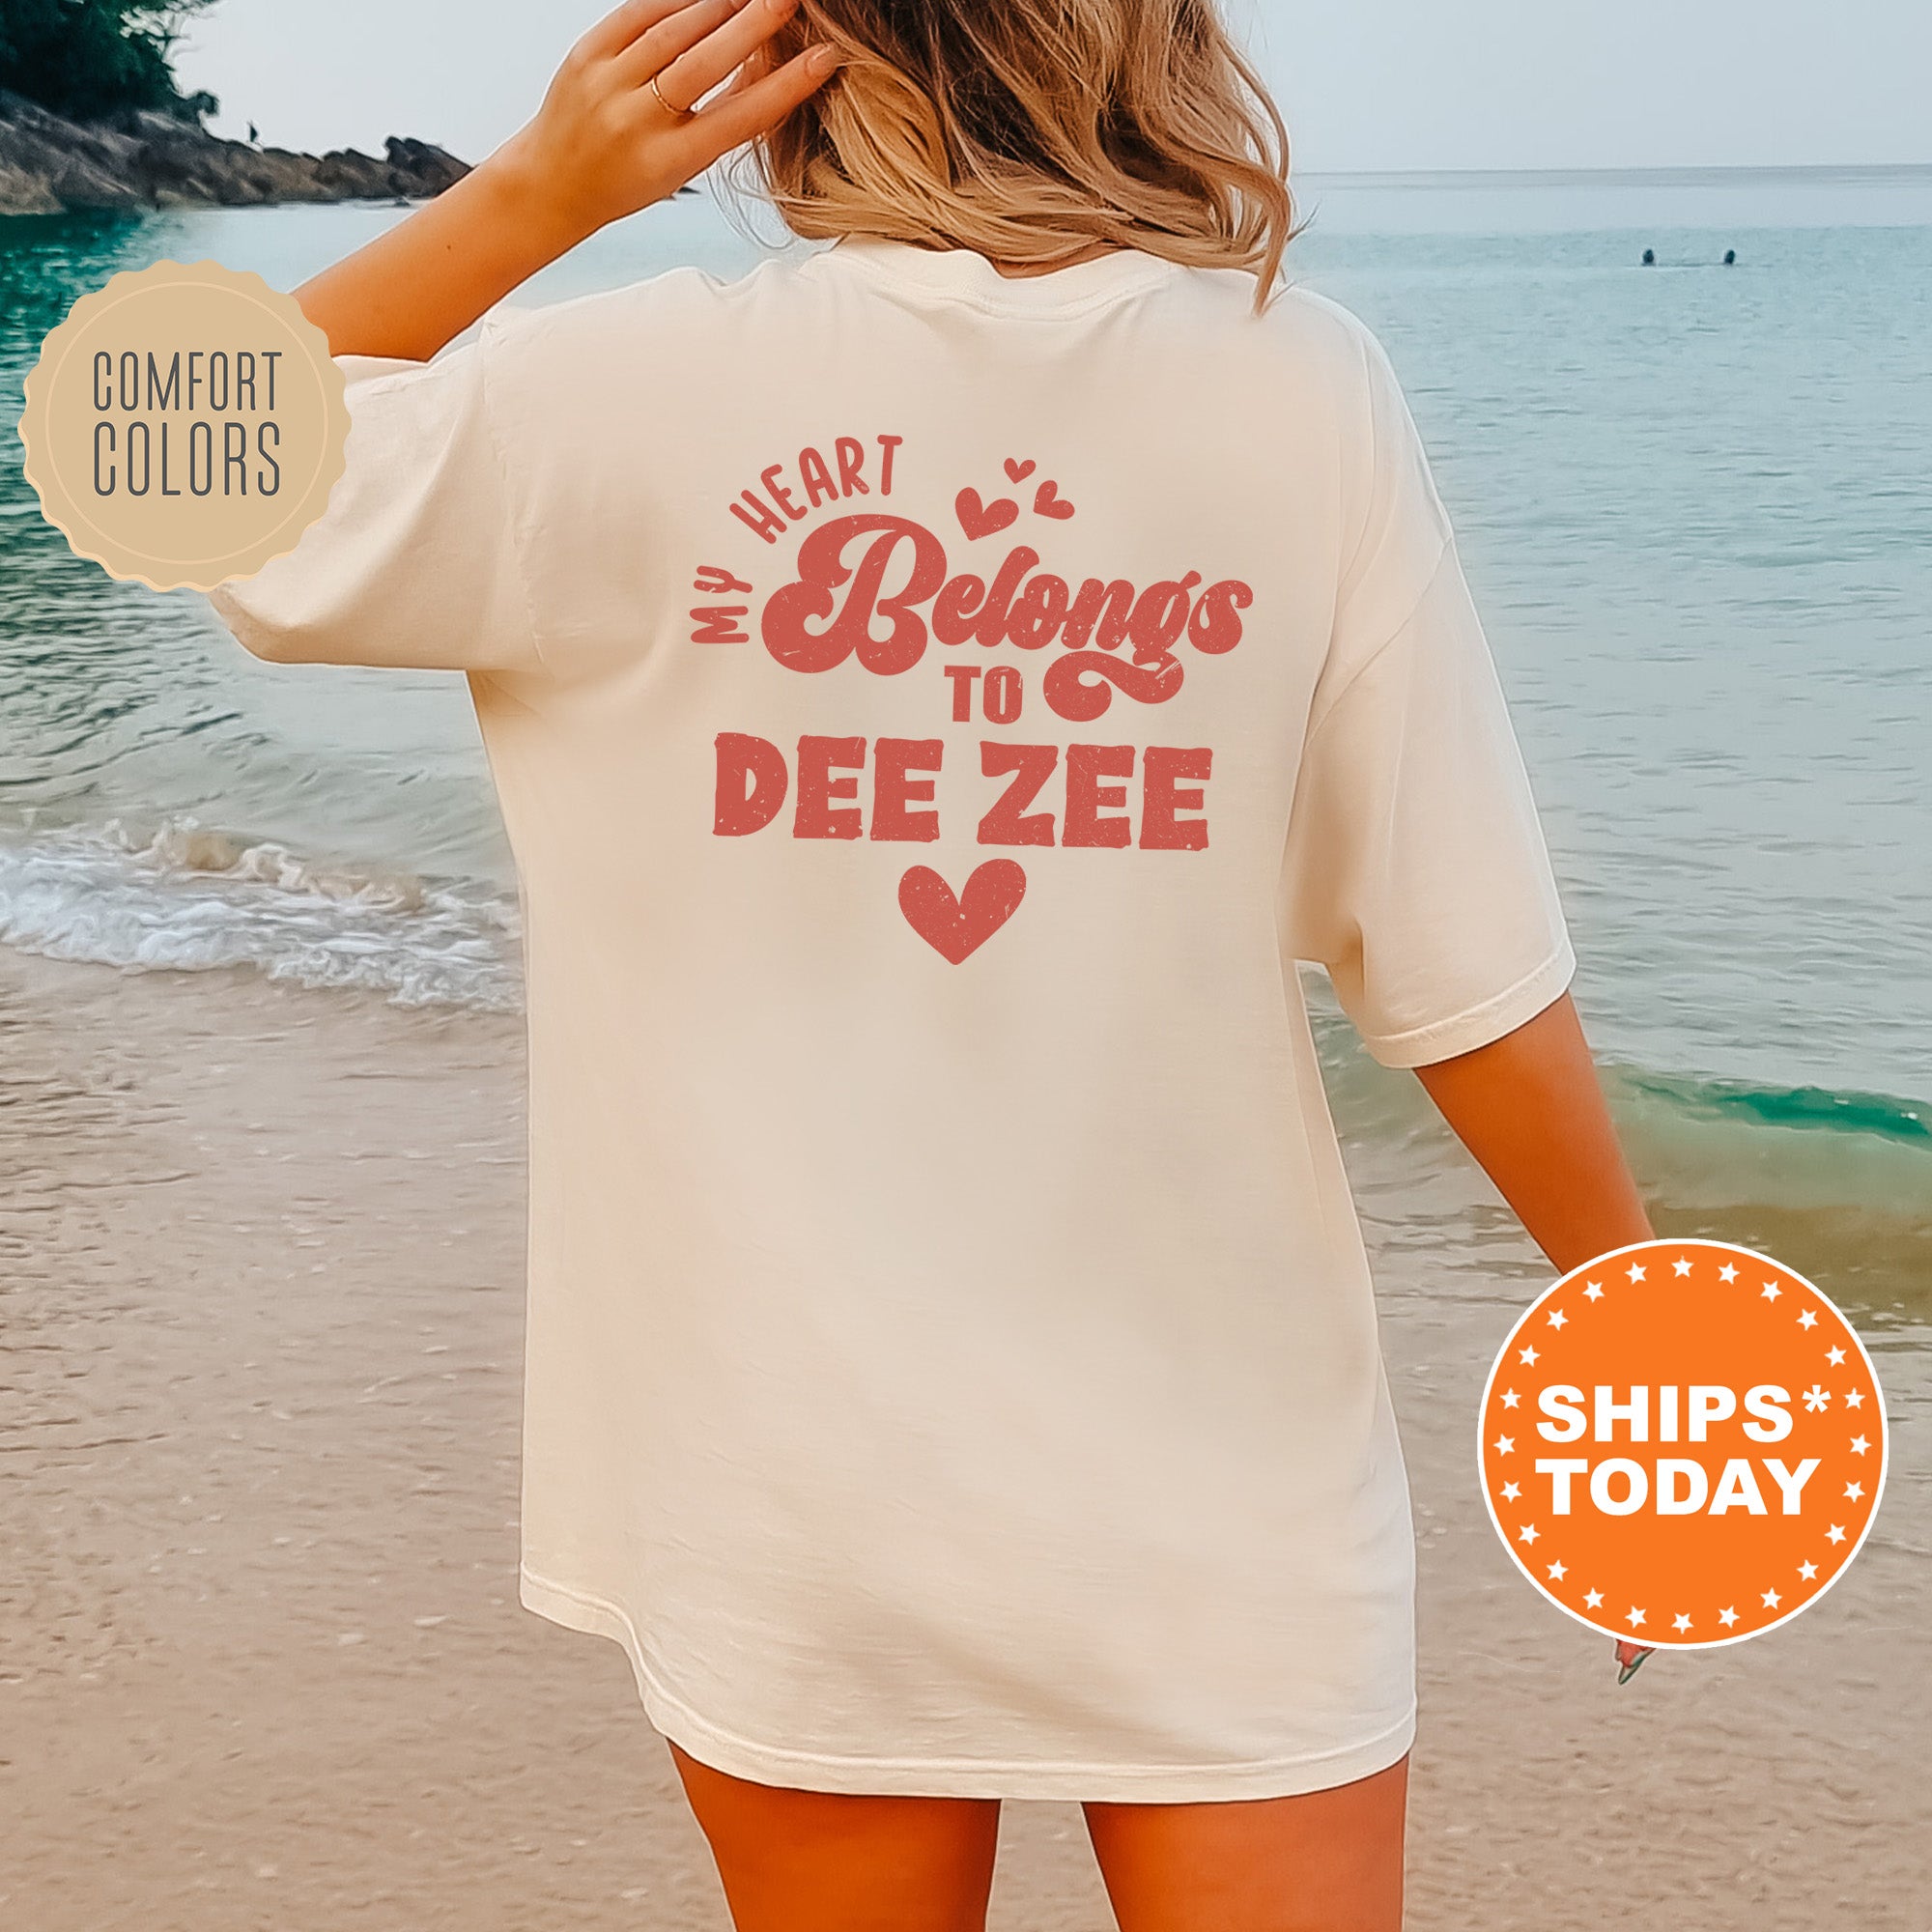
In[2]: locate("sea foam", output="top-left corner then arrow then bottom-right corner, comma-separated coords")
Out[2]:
0,814 -> 519,1010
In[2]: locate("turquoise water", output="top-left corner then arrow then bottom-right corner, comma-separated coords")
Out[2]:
3,171 -> 1928,1306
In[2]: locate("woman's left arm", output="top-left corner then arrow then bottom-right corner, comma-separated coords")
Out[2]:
294,0 -> 836,359
1412,990 -> 1653,1274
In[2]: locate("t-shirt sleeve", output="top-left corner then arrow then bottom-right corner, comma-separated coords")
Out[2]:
1280,322 -> 1576,1068
205,318 -> 544,676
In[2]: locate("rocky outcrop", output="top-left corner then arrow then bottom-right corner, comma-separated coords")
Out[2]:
0,90 -> 469,216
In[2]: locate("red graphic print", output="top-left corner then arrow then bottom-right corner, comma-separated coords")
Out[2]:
898,861 -> 1028,963
1043,651 -> 1182,720
955,488 -> 1019,541
979,743 -> 1059,846
756,512 -> 1248,718
689,606 -> 749,642
704,440 -> 1251,960
761,517 -> 946,675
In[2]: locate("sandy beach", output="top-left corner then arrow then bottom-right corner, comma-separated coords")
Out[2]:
3,942 -> 1926,1930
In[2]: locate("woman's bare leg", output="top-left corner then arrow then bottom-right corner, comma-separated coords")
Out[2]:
1083,1755 -> 1409,1932
668,1740 -> 1004,1932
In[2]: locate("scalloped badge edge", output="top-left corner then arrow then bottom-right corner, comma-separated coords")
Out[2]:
18,258 -> 349,593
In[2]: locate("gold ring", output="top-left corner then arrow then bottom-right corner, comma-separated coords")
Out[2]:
649,72 -> 692,120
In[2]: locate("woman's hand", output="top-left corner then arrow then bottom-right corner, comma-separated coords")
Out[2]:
292,0 -> 836,362
493,0 -> 836,246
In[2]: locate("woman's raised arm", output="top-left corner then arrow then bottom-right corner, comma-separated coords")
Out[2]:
293,0 -> 836,360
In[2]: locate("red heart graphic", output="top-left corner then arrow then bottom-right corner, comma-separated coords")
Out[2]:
1033,480 -> 1075,520
955,488 -> 1019,540
1004,457 -> 1037,482
898,862 -> 1027,964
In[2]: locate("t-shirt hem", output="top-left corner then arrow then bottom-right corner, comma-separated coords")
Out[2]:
206,580 -> 289,663
1359,935 -> 1578,1070
519,1565 -> 1417,1803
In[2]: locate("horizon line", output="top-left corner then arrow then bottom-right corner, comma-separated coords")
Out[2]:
1296,161 -> 1932,187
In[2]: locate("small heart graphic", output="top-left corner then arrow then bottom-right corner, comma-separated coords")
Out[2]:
898,861 -> 1028,964
955,488 -> 1019,541
1033,480 -> 1075,520
1004,457 -> 1037,483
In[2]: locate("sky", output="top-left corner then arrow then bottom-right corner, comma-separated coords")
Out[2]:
176,0 -> 1932,177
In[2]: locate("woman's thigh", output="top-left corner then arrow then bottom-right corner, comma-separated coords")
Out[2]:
668,1741 -> 1004,1932
1082,1755 -> 1410,1932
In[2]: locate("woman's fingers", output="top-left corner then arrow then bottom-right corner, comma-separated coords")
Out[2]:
573,0 -> 707,65
680,43 -> 837,159
633,0 -> 804,116
531,0 -> 829,217
610,0 -> 748,104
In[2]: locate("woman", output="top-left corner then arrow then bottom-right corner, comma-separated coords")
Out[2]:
208,0 -> 1653,1924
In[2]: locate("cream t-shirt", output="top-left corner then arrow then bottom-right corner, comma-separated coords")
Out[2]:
208,237 -> 1575,1803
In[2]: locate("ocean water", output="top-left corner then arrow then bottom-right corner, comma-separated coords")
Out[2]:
3,170 -> 1928,1312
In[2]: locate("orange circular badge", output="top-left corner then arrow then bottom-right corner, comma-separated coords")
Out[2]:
1479,1239 -> 1887,1647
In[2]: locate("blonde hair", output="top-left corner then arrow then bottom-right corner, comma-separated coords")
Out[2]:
749,0 -> 1296,309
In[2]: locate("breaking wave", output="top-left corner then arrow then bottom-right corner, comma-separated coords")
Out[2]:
0,813 -> 520,1011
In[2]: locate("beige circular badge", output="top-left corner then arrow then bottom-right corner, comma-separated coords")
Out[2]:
19,258 -> 347,591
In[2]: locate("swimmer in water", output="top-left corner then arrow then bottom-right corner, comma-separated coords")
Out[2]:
1723,247 -> 1737,265
1641,246 -> 1657,266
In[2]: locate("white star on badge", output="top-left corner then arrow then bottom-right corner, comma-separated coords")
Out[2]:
1719,1264 -> 1738,1283
1583,1282 -> 1605,1300
1672,1257 -> 1693,1277
1760,1282 -> 1781,1301
1672,1612 -> 1692,1632
1548,1309 -> 1568,1329
1798,1561 -> 1818,1580
1798,1309 -> 1818,1329
1501,1388 -> 1520,1408
1519,1345 -> 1539,1366
1626,1607 -> 1646,1628
1761,1589 -> 1781,1608
1519,1523 -> 1540,1545
1844,1482 -> 1863,1502
1627,1263 -> 1646,1282
1494,1435 -> 1515,1455
1803,1384 -> 1830,1411
1584,1589 -> 1605,1609
1501,1482 -> 1520,1501
1548,1560 -> 1567,1580
1850,1435 -> 1869,1455
1826,1524 -> 1847,1545
1826,1346 -> 1846,1366
1718,1605 -> 1738,1626
1844,1389 -> 1864,1409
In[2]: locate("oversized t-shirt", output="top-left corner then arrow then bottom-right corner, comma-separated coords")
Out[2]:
207,237 -> 1575,1804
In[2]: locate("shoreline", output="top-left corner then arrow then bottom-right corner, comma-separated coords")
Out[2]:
0,88 -> 468,217
1,941 -> 1925,1928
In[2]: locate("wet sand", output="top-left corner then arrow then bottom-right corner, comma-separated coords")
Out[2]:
2,944 -> 1926,1930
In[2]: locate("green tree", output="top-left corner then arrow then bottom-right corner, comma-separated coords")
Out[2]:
0,0 -> 220,123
